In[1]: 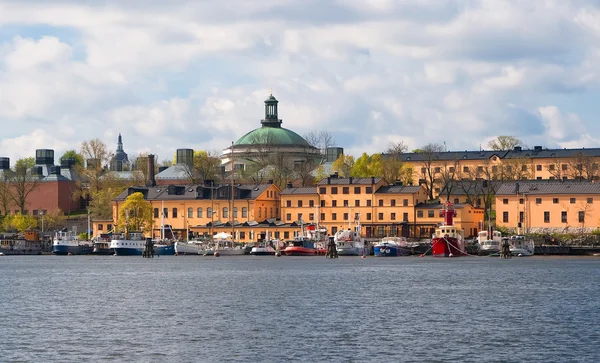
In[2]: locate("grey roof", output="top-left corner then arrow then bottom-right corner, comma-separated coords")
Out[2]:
101,170 -> 143,181
503,147 -> 600,159
156,164 -> 191,181
310,161 -> 334,177
375,185 -> 423,194
114,183 -> 273,201
280,186 -> 318,195
317,177 -> 384,185
394,150 -> 505,162
415,203 -> 470,209
42,173 -> 71,182
495,181 -> 600,195
441,180 -> 502,196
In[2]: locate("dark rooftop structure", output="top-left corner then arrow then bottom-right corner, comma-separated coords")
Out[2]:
114,183 -> 274,202
109,133 -> 129,172
496,181 -> 600,195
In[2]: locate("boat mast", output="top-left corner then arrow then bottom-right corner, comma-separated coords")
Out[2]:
231,141 -> 235,245
161,199 -> 165,240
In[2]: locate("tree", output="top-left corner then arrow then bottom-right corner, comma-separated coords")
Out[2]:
386,141 -> 408,156
438,160 -> 459,201
332,154 -> 355,177
566,152 -> 600,181
183,150 -> 222,184
303,129 -> 335,160
80,138 -> 113,196
502,157 -> 534,180
89,187 -> 122,220
352,153 -> 370,177
382,141 -> 410,184
488,136 -> 522,151
59,150 -> 84,167
0,174 -> 12,216
9,157 -> 39,213
416,143 -> 445,200
3,213 -> 38,232
116,192 -> 153,233
41,208 -> 67,232
313,164 -> 328,184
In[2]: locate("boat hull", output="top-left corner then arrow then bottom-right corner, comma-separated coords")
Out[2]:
431,237 -> 466,257
53,245 -> 93,255
174,242 -> 202,255
336,247 -> 365,256
92,247 -> 113,255
284,247 -> 316,256
478,248 -> 500,256
510,248 -> 534,256
374,245 -> 410,257
250,246 -> 275,255
113,244 -> 175,256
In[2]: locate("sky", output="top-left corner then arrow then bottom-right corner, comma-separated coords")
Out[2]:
2,0 -> 600,165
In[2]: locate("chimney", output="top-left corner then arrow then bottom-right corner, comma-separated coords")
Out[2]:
35,149 -> 54,165
534,145 -> 542,152
371,176 -> 375,184
333,172 -> 339,178
348,177 -> 353,184
327,177 -> 331,185
146,154 -> 156,187
286,182 -> 293,188
515,182 -> 520,195
268,179 -> 274,184
395,180 -> 402,186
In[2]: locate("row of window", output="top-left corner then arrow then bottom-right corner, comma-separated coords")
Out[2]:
318,186 -> 374,195
503,197 -> 594,205
422,163 -> 599,174
502,211 -> 586,223
153,207 -> 267,219
9,209 -> 48,216
286,199 -> 411,208
97,223 -> 113,231
285,212 -> 413,222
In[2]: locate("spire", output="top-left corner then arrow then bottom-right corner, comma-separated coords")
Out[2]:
117,133 -> 123,152
261,92 -> 282,128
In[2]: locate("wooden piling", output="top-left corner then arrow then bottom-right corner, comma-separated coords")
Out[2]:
142,237 -> 154,258
500,238 -> 511,259
325,236 -> 338,259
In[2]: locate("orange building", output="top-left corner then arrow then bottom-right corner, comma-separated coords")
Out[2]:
495,181 -> 600,234
414,203 -> 484,238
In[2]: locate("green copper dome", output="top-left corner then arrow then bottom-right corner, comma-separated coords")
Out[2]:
235,127 -> 311,147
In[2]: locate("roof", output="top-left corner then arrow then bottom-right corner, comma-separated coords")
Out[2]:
503,147 -> 600,159
317,177 -> 384,185
441,180 -> 502,196
235,127 -> 313,147
415,203 -> 471,209
280,186 -> 318,195
394,150 -> 505,162
495,181 -> 600,195
156,163 -> 191,181
114,183 -> 275,201
375,185 -> 423,194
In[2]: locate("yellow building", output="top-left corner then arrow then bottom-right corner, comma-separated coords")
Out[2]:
112,183 -> 283,241
495,181 -> 600,234
414,203 -> 484,238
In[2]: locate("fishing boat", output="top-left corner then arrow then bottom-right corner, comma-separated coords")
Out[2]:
53,230 -> 93,255
477,230 -> 502,256
1,231 -> 44,255
92,234 -> 113,255
373,236 -> 410,257
431,202 -> 466,257
110,232 -> 175,256
334,218 -> 366,256
284,236 -> 317,256
509,235 -> 535,256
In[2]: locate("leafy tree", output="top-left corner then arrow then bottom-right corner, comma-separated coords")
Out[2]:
9,157 -> 39,213
0,175 -> 12,216
59,150 -> 84,167
3,213 -> 38,232
79,138 -> 113,198
183,150 -> 222,184
41,208 -> 67,232
488,136 -> 522,151
313,164 -> 328,184
89,187 -> 122,220
332,154 -> 355,177
352,153 -> 370,177
116,192 -> 153,233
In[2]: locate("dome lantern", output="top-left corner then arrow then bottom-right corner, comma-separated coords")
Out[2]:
261,91 -> 282,128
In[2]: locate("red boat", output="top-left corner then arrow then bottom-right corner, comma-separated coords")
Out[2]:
431,201 -> 466,257
284,237 -> 317,256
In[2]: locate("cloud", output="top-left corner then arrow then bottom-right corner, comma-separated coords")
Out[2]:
1,0 -> 600,164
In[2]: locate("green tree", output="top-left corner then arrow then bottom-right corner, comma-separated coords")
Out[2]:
41,208 -> 67,232
9,157 -> 39,213
59,150 -> 84,167
3,213 -> 38,232
488,136 -> 523,151
332,154 -> 355,177
352,153 -> 370,177
0,175 -> 12,216
116,192 -> 153,233
313,164 -> 328,184
183,150 -> 222,184
89,187 -> 122,220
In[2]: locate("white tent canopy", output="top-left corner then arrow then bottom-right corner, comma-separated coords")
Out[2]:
214,232 -> 232,239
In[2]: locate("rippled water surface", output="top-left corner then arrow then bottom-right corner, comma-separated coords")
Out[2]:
1,255 -> 599,362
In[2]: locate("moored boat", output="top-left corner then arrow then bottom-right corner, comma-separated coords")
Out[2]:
509,235 -> 535,256
175,241 -> 203,255
53,231 -> 93,255
477,230 -> 502,256
92,234 -> 113,255
1,231 -> 44,255
110,232 -> 175,256
431,202 -> 466,257
374,236 -> 410,257
284,237 -> 317,256
334,219 -> 366,256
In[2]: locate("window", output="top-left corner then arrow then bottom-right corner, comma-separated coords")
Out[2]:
187,208 -> 193,218
284,232 -> 289,239
549,164 -> 555,171
561,211 -> 567,223
570,198 -> 576,204
579,211 -> 585,223
309,213 -> 314,221
343,200 -> 349,207
434,167 -> 441,173
223,207 -> 228,218
454,198 -> 459,204
321,200 -> 325,207
163,208 -> 168,218
172,208 -> 178,218
332,213 -> 337,221
521,165 -> 527,171
235,208 -> 238,218
343,187 -> 349,194
492,166 -> 498,173
536,198 -> 542,204
343,213 -> 348,220
319,187 -> 326,194
503,198 -> 508,205
519,211 -> 524,223
435,188 -> 441,194
366,187 -> 373,193
107,224 -> 112,231
331,227 -> 338,235
321,213 -> 325,221
98,224 -> 103,231
355,200 -> 360,207
553,198 -> 559,204
378,213 -> 383,220
354,187 -> 361,194
417,210 -> 423,218
391,200 -> 396,207
332,200 -> 337,207
207,208 -> 212,218
378,199 -> 383,207
154,208 -> 159,218
544,211 -> 550,223
503,211 -> 508,223
273,232 -> 279,239
403,213 -> 408,221
366,213 -> 372,220
536,164 -> 542,171
449,167 -> 455,173
32,210 -> 38,216
331,187 -> 338,194
367,200 -> 372,207
286,200 -> 291,207
477,166 -> 483,172
240,232 -> 246,239
297,213 -> 303,222
519,198 -> 524,204
463,166 -> 469,172
562,164 -> 568,171
354,213 -> 360,221
588,198 -> 594,204
421,167 -> 426,174
403,199 -> 408,206
309,200 -> 314,207
242,207 -> 247,218
428,210 -> 434,218
197,208 -> 203,218
257,208 -> 261,218
286,213 -> 291,221
298,200 -> 303,207
391,213 -> 396,220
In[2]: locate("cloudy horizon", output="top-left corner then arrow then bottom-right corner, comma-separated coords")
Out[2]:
2,0 -> 600,164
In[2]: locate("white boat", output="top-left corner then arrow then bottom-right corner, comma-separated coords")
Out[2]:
209,239 -> 246,256
509,235 -> 535,256
334,219 -> 366,256
373,236 -> 410,257
53,231 -> 93,255
110,232 -> 175,256
250,242 -> 276,256
477,230 -> 502,256
174,241 -> 204,255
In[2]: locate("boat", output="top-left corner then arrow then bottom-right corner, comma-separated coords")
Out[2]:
334,218 -> 366,256
431,201 -> 466,257
53,230 -> 93,255
1,231 -> 44,255
250,239 -> 278,256
373,236 -> 410,257
477,230 -> 502,256
508,235 -> 535,256
284,236 -> 317,256
175,241 -> 204,255
92,234 -> 113,255
214,239 -> 247,255
109,232 -> 175,256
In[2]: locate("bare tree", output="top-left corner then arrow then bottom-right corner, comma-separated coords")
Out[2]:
416,143 -> 445,200
438,160 -> 459,201
488,136 -> 523,151
182,150 -> 222,184
304,130 -> 335,159
9,158 -> 40,214
386,141 -> 408,156
79,138 -> 113,197
502,157 -> 534,180
567,152 -> 600,181
0,174 -> 13,216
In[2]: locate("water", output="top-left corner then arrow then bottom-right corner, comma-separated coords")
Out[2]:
1,255 -> 599,363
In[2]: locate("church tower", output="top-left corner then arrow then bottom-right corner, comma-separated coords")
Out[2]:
110,133 -> 130,172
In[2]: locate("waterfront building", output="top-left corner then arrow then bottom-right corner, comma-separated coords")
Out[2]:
495,181 -> 600,234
